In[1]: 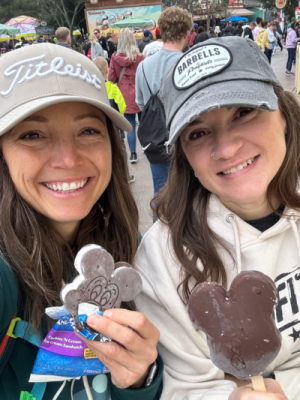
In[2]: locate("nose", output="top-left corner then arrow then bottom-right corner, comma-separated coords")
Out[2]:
212,128 -> 243,160
49,138 -> 83,170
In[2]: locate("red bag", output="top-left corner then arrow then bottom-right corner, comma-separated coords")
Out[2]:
87,47 -> 92,59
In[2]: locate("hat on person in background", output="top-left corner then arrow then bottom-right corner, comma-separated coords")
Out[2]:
0,43 -> 132,136
155,27 -> 160,36
144,30 -> 151,37
160,37 -> 282,145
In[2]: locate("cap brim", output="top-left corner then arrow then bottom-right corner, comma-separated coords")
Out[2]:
167,80 -> 278,145
0,95 -> 132,136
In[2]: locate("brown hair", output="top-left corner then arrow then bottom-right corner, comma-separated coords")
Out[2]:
0,119 -> 139,331
261,20 -> 268,28
55,27 -> 70,42
158,6 -> 193,43
153,87 -> 300,303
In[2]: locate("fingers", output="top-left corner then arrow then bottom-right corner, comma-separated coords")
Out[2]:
104,308 -> 160,342
87,311 -> 159,352
228,379 -> 288,400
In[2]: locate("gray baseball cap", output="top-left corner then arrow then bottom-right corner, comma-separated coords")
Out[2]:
0,43 -> 132,136
160,37 -> 283,145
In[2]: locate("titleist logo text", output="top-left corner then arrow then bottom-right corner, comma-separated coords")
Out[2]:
1,54 -> 102,97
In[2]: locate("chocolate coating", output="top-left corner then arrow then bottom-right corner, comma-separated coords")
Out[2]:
62,245 -> 142,331
187,271 -> 281,379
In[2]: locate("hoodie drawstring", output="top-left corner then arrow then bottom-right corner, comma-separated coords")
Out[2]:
52,380 -> 67,400
226,213 -> 242,272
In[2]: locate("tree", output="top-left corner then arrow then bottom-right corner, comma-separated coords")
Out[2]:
260,0 -> 297,21
0,0 -> 86,36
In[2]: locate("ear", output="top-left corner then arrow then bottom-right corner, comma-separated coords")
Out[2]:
80,246 -> 115,278
111,266 -> 142,301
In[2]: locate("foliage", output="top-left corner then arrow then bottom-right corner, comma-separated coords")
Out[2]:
260,0 -> 298,21
0,0 -> 86,32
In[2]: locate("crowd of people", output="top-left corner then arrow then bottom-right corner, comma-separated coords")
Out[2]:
0,5 -> 299,400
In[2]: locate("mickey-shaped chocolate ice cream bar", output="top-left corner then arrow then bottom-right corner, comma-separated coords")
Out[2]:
187,271 -> 282,379
61,244 -> 142,331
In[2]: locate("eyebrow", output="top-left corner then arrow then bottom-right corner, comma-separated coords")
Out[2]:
74,113 -> 106,124
23,113 -> 106,124
23,115 -> 48,123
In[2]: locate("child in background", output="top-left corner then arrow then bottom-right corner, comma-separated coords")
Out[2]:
93,57 -> 135,184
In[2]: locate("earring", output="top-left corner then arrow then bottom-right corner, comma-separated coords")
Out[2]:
211,152 -> 220,161
194,171 -> 198,178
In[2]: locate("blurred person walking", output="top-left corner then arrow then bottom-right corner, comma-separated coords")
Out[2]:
109,28 -> 144,163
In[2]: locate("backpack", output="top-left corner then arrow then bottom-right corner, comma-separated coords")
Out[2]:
137,64 -> 170,164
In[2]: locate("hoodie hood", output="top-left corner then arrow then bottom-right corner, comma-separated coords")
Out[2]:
111,53 -> 141,67
288,27 -> 292,33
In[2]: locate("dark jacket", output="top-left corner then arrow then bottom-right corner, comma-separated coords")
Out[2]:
193,32 -> 209,44
224,26 -> 235,36
243,27 -> 254,40
99,36 -> 108,52
234,25 -> 244,36
0,257 -> 163,400
56,42 -> 72,49
138,37 -> 153,53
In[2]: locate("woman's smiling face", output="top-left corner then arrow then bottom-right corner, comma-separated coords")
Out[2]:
180,106 -> 287,218
1,102 -> 112,231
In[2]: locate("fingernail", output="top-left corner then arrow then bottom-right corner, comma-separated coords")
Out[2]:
104,310 -> 113,318
87,315 -> 98,327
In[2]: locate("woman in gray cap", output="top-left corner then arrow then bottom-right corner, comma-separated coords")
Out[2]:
135,37 -> 298,399
0,44 -> 162,399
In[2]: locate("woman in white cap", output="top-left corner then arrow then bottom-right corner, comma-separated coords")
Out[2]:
136,37 -> 298,399
0,44 -> 162,399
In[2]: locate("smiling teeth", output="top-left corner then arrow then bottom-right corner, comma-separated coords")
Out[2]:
222,158 -> 255,175
45,179 -> 88,192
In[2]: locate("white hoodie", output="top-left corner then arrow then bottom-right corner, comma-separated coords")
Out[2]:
135,194 -> 300,400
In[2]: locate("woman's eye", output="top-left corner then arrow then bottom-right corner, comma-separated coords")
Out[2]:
235,108 -> 253,119
189,130 -> 207,140
81,128 -> 101,136
20,131 -> 41,140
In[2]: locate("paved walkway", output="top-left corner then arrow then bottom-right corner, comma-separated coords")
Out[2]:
129,45 -> 299,235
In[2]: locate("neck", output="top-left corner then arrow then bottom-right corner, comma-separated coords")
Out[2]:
163,38 -> 186,52
220,197 -> 281,221
49,220 -> 80,245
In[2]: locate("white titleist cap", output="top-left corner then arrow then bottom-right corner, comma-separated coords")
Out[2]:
0,43 -> 132,135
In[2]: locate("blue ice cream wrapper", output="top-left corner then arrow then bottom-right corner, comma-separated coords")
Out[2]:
30,312 -> 110,382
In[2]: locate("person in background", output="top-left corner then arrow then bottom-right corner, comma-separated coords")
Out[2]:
288,17 -> 295,29
253,17 -> 262,41
265,21 -> 277,64
275,21 -> 283,50
143,27 -> 164,57
224,21 -> 235,36
136,6 -> 192,197
93,56 -> 135,184
234,20 -> 244,36
221,22 -> 227,35
214,26 -> 222,37
188,27 -> 197,46
89,34 -> 104,59
138,30 -> 153,53
243,21 -> 256,40
193,25 -> 209,45
209,27 -> 216,38
55,27 -> 72,49
94,28 -> 108,53
256,21 -> 270,56
106,33 -> 116,65
285,21 -> 300,75
109,28 -> 144,164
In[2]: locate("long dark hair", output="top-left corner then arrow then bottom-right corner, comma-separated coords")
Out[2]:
0,119 -> 139,331
153,87 -> 300,303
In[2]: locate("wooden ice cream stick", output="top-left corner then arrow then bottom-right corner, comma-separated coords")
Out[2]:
251,376 -> 266,392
